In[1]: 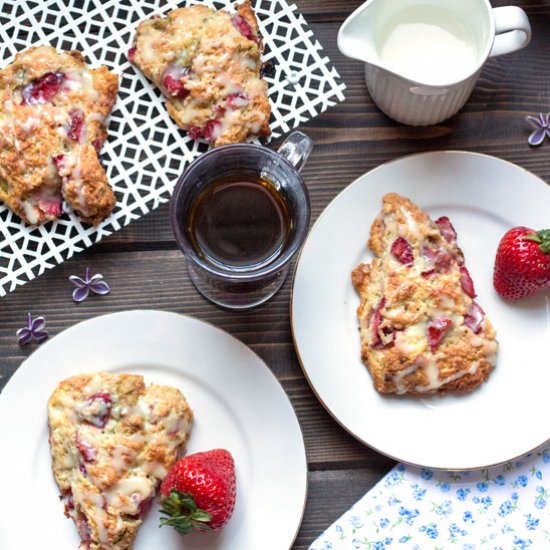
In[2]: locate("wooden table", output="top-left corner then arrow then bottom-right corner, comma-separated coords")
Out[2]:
1,1 -> 548,547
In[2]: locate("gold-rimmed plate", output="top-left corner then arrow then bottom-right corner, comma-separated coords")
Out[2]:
0,310 -> 307,549
292,151 -> 550,470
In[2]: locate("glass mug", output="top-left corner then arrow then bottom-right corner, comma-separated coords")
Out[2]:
171,131 -> 313,310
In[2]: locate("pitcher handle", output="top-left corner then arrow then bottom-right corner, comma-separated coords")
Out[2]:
489,6 -> 531,58
277,131 -> 313,173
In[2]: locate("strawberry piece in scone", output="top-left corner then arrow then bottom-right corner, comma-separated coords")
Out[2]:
351,193 -> 498,395
0,46 -> 118,225
129,1 -> 271,147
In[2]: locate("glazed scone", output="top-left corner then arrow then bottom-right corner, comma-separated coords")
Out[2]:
352,193 -> 498,395
0,46 -> 118,225
48,372 -> 193,550
129,0 -> 271,146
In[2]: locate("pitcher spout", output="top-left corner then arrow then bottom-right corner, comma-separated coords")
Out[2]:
337,0 -> 381,65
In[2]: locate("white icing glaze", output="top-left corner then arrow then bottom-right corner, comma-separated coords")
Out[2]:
415,358 -> 480,392
19,115 -> 41,132
394,328 -> 425,356
470,335 -> 484,347
392,363 -> 419,394
88,493 -> 109,543
400,206 -> 422,240
21,201 -> 39,224
105,476 -> 154,508
110,445 -> 135,473
87,112 -> 105,124
83,374 -> 104,396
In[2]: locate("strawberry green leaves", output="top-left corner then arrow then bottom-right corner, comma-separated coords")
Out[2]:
524,229 -> 550,255
159,489 -> 213,535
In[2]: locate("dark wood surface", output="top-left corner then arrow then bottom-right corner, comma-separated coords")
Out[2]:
1,1 -> 549,548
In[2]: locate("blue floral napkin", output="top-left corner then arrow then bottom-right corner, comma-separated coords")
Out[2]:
309,445 -> 550,550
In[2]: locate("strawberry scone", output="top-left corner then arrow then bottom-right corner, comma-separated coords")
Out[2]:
0,46 -> 118,225
129,0 -> 271,146
352,193 -> 498,395
48,372 -> 193,550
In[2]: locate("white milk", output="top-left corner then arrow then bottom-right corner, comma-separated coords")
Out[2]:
375,6 -> 479,85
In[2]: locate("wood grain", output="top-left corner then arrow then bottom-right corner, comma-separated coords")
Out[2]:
1,1 -> 549,548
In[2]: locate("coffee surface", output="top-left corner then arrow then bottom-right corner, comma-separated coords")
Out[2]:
188,178 -> 290,269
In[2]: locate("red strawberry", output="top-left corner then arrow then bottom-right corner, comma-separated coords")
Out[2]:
493,227 -> 550,300
159,449 -> 236,535
391,237 -> 414,266
232,15 -> 257,42
426,317 -> 453,351
21,72 -> 66,105
435,216 -> 457,244
459,266 -> 476,298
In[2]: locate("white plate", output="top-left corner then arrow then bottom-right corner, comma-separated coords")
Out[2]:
292,151 -> 550,470
0,310 -> 307,549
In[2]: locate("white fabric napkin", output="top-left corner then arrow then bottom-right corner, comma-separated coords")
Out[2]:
309,445 -> 550,550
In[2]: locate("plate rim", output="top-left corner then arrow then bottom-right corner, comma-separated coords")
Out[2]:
291,150 -> 550,471
0,309 -> 308,549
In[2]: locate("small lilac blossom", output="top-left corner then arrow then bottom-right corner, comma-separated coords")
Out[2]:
17,312 -> 48,345
69,268 -> 110,302
526,112 -> 550,146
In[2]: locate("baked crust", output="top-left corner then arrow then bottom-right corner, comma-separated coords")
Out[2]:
352,193 -> 498,395
48,372 -> 193,549
130,1 -> 271,146
0,46 -> 118,225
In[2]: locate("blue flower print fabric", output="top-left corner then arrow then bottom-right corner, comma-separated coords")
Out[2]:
310,446 -> 550,550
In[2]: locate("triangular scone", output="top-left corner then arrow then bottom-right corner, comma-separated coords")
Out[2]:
352,193 -> 498,395
48,373 -> 193,550
129,1 -> 270,146
0,46 -> 118,225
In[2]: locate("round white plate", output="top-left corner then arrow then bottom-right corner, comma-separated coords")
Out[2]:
292,151 -> 550,470
0,310 -> 307,549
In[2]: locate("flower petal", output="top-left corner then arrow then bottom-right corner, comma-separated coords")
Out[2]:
73,286 -> 90,302
539,112 -> 547,126
90,281 -> 110,295
32,330 -> 48,341
89,274 -> 104,285
526,115 -> 543,129
528,129 -> 547,146
17,328 -> 32,345
31,316 -> 45,332
69,275 -> 87,288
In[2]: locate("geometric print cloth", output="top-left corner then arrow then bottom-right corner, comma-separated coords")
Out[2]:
0,0 -> 345,296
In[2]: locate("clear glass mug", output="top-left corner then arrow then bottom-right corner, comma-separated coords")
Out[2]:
171,131 -> 313,310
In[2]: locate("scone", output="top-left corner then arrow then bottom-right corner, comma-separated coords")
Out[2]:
48,372 -> 193,550
0,46 -> 118,225
129,1 -> 271,146
352,193 -> 498,395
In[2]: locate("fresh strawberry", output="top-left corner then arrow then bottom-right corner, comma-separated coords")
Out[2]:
493,227 -> 550,300
159,449 -> 236,535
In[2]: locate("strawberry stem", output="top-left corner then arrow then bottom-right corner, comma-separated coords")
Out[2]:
159,489 -> 212,536
525,229 -> 550,254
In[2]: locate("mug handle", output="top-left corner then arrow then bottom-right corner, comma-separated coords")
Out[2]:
489,6 -> 531,58
277,131 -> 313,173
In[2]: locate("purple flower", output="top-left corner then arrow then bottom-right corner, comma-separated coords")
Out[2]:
17,312 -> 48,345
526,112 -> 550,146
69,268 -> 110,303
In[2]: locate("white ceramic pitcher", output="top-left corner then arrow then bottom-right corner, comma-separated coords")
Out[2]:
338,0 -> 531,126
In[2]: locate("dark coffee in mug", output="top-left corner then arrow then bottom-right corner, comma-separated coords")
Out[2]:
187,177 -> 291,271
171,131 -> 312,309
